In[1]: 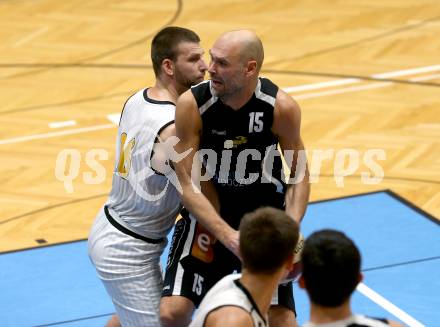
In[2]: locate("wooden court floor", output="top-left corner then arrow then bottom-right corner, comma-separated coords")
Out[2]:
0,0 -> 439,252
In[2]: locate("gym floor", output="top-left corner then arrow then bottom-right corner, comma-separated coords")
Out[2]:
1,1 -> 439,326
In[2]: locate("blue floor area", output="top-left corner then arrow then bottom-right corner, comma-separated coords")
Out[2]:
0,241 -> 114,327
0,190 -> 438,326
291,191 -> 440,326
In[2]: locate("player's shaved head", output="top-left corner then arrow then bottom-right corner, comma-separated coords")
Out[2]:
216,30 -> 264,70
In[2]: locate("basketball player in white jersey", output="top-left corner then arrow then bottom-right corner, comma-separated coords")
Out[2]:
87,26 -> 210,327
300,230 -> 403,327
190,207 -> 300,327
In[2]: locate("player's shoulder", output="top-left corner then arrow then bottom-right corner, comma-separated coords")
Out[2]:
259,77 -> 279,95
117,88 -> 146,125
190,80 -> 212,106
125,88 -> 145,107
205,306 -> 253,327
191,79 -> 210,91
272,85 -> 301,123
176,88 -> 199,112
218,273 -> 241,284
205,274 -> 241,297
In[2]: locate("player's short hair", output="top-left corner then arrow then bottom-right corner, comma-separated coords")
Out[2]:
301,229 -> 361,307
239,207 -> 299,274
151,26 -> 200,77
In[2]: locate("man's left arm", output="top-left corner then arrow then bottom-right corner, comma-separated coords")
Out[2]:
273,89 -> 310,224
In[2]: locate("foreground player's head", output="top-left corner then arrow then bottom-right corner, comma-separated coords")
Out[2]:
151,26 -> 206,88
214,30 -> 264,71
208,29 -> 264,98
300,229 -> 362,307
239,207 -> 299,275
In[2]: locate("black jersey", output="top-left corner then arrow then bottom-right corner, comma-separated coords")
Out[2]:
191,78 -> 287,227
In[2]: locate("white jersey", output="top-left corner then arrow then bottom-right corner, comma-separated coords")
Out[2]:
106,88 -> 181,239
190,274 -> 267,327
302,314 -> 391,327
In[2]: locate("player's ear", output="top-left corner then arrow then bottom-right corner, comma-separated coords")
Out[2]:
245,60 -> 257,76
162,58 -> 174,76
357,272 -> 364,284
286,254 -> 294,271
281,254 -> 294,280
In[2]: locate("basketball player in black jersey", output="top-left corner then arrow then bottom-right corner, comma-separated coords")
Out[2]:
300,230 -> 403,327
160,30 -> 310,327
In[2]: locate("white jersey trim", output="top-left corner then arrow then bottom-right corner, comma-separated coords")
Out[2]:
254,79 -> 276,106
199,81 -> 219,115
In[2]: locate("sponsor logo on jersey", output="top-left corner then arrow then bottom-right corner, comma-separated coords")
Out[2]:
224,136 -> 248,149
212,129 -> 227,135
191,224 -> 217,263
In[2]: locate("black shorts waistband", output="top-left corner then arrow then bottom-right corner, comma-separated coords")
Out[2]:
104,205 -> 164,244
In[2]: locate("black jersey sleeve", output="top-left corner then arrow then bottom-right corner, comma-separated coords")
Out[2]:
191,81 -> 213,108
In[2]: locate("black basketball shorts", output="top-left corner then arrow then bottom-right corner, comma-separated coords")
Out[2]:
161,210 -> 296,314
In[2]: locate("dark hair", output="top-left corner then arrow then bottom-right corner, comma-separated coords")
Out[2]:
151,26 -> 200,77
239,207 -> 299,274
301,229 -> 361,307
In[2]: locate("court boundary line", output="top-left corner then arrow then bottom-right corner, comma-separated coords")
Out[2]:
263,69 -> 440,88
363,255 -> 440,272
385,190 -> 440,226
310,189 -> 439,223
357,283 -> 425,327
0,192 -> 107,225
308,189 -> 388,204
0,124 -> 115,145
0,238 -> 88,255
32,312 -> 114,327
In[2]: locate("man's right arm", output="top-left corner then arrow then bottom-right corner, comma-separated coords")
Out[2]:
173,90 -> 239,258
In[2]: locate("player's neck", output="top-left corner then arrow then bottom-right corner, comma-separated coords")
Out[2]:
309,300 -> 352,324
149,78 -> 180,103
240,270 -> 281,316
221,78 -> 258,110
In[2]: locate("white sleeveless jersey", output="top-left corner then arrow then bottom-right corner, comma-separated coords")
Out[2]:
106,88 -> 181,239
190,274 -> 267,327
302,314 -> 391,327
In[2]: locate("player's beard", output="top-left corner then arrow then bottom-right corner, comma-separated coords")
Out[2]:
175,66 -> 203,89
211,76 -> 244,100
